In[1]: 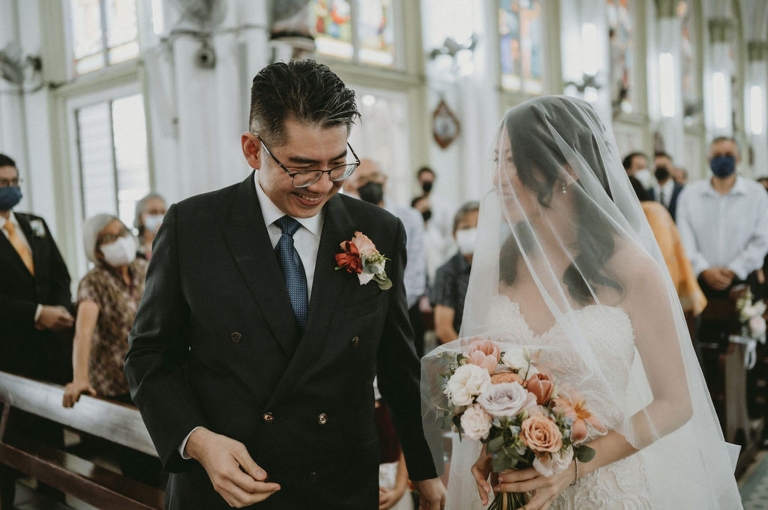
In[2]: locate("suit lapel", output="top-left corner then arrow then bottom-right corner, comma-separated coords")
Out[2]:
266,195 -> 355,408
222,174 -> 303,358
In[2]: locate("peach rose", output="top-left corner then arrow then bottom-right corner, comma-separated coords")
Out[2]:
468,339 -> 501,375
491,372 -> 522,385
520,415 -> 563,454
350,231 -> 377,257
527,373 -> 555,405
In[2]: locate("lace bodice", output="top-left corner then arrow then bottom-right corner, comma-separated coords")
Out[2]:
482,295 -> 652,509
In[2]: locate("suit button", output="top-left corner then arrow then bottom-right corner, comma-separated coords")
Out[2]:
263,412 -> 274,423
351,336 -> 360,348
309,472 -> 319,484
230,331 -> 243,343
318,413 -> 328,425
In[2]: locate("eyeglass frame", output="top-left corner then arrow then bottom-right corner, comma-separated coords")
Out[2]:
257,136 -> 361,188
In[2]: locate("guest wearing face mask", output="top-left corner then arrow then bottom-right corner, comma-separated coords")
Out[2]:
677,137 -> 768,372
622,151 -> 652,190
648,151 -> 684,221
61,214 -> 164,486
412,167 -> 456,282
133,193 -> 166,261
430,202 -> 479,344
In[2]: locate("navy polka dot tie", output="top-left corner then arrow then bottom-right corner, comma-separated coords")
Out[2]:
274,216 -> 308,329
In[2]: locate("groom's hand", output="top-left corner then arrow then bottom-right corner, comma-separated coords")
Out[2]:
186,427 -> 281,507
413,478 -> 446,510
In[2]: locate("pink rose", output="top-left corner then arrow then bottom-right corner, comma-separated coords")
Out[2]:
468,339 -> 501,375
491,372 -> 522,385
520,414 -> 563,454
350,231 -> 377,257
460,404 -> 493,441
526,373 -> 555,405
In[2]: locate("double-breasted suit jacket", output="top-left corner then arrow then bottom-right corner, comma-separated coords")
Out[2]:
0,212 -> 72,382
125,173 -> 437,509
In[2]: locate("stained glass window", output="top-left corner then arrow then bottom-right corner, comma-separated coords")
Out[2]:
499,0 -> 544,94
308,0 -> 398,68
607,0 -> 633,114
70,0 -> 140,75
678,1 -> 700,123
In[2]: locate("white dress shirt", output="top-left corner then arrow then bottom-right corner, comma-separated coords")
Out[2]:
180,174 -> 325,458
383,197 -> 426,308
676,176 -> 768,279
653,179 -> 675,208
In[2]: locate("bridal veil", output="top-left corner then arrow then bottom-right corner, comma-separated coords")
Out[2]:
421,96 -> 742,509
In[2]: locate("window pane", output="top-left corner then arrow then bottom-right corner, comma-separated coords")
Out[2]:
309,0 -> 354,60
607,0 -> 633,113
71,0 -> 105,73
112,94 -> 150,228
358,0 -> 396,68
678,0 -> 699,123
77,102 -> 116,219
499,0 -> 544,94
105,0 -> 140,64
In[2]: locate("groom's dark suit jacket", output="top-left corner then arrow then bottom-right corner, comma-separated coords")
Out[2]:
125,173 -> 437,509
0,212 -> 72,383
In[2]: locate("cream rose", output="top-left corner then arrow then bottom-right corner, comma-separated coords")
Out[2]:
445,364 -> 492,407
475,382 -> 536,419
749,315 -> 766,337
533,447 -> 573,477
501,349 -> 539,377
460,404 -> 493,441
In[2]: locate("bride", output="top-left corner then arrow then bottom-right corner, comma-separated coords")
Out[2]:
421,96 -> 742,509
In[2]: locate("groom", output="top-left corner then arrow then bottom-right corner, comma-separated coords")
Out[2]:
125,60 -> 445,509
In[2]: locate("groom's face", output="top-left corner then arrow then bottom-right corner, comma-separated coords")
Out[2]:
250,120 -> 349,218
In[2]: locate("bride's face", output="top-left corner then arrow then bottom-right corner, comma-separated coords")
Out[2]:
494,133 -> 540,224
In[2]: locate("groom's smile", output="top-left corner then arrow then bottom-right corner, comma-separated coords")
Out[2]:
243,120 -> 352,219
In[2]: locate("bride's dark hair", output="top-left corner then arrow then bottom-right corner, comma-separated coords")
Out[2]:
499,96 -> 622,304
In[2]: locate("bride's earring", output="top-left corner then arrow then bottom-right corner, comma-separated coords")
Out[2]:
561,182 -> 567,194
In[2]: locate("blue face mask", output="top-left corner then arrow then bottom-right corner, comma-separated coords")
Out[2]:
0,186 -> 22,211
710,156 -> 736,178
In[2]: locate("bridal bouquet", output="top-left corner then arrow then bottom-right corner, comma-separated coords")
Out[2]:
437,337 -> 606,510
735,289 -> 767,345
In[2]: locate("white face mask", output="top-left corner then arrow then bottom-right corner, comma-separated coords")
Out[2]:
634,168 -> 651,188
100,236 -> 137,267
455,228 -> 477,256
143,214 -> 164,234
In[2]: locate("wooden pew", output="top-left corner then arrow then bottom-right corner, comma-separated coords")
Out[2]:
0,371 -> 163,510
699,286 -> 763,476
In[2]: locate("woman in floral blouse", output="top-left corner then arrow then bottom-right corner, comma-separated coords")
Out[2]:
63,214 -> 147,407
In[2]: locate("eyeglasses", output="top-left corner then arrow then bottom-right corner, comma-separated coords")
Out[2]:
258,137 -> 360,188
98,229 -> 130,246
0,178 -> 22,188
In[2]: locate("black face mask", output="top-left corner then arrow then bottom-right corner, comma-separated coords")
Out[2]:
421,181 -> 433,194
358,181 -> 384,205
654,166 -> 670,182
421,209 -> 432,222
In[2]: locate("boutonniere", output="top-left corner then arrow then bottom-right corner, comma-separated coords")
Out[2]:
335,231 -> 392,290
29,219 -> 46,238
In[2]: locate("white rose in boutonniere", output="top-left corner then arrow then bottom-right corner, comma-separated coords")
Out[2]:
29,219 -> 46,238
334,231 -> 392,290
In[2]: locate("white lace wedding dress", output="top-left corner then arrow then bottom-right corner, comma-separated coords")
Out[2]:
478,295 -> 652,509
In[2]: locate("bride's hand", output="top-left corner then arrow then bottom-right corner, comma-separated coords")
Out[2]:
495,464 -> 574,510
470,447 -> 497,505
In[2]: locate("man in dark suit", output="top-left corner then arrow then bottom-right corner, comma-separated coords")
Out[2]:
125,61 -> 445,509
0,153 -> 74,508
647,151 -> 684,221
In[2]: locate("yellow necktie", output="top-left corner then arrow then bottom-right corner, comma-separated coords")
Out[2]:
4,221 -> 35,275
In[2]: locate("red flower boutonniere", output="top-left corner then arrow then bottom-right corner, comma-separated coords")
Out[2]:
335,231 -> 392,290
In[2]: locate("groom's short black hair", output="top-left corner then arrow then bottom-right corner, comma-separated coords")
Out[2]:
249,60 -> 360,146
0,153 -> 17,169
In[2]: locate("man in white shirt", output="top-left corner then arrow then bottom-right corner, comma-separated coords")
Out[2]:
649,151 -> 684,221
676,137 -> 768,358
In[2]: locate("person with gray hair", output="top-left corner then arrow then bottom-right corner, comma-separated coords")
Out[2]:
133,193 -> 166,261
